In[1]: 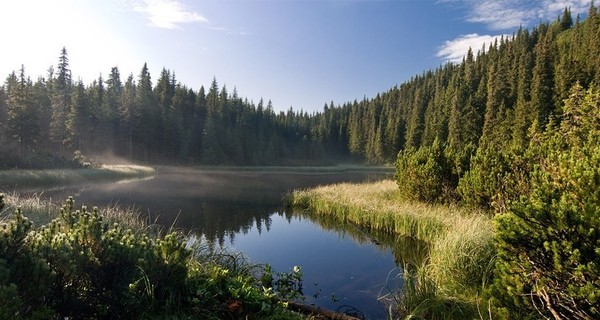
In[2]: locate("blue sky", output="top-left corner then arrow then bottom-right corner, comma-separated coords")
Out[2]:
0,0 -> 592,112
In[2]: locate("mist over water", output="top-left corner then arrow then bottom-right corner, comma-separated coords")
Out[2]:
18,166 -> 397,318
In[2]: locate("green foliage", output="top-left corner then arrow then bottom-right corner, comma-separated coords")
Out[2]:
261,264 -> 304,301
0,209 -> 55,319
394,139 -> 456,203
491,85 -> 600,319
457,146 -> 530,211
3,5 -> 600,166
0,197 -> 303,319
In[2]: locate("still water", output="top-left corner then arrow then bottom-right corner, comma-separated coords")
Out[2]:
19,166 -> 402,319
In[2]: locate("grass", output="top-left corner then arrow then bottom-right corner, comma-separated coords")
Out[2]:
288,179 -> 495,319
0,164 -> 156,188
0,192 -> 146,230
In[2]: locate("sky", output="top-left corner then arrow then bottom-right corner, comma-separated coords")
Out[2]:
0,0 -> 593,113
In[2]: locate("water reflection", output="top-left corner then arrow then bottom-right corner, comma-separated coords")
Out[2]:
10,166 -> 398,318
227,212 -> 400,319
301,211 -> 430,269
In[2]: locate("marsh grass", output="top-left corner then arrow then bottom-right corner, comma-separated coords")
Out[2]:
0,164 -> 155,188
0,192 -> 147,231
288,179 -> 495,318
0,192 -> 58,226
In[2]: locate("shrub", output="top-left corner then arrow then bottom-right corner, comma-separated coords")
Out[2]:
0,197 -> 302,319
395,139 -> 454,203
0,210 -> 55,319
491,85 -> 600,319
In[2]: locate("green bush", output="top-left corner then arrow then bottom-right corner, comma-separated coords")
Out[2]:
491,85 -> 600,319
0,197 -> 303,319
0,210 -> 55,319
395,139 -> 455,203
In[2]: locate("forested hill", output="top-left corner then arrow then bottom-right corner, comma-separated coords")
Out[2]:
1,5 -> 599,168
340,5 -> 600,163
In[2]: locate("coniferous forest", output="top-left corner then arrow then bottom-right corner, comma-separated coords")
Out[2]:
1,7 -> 598,170
1,3 -> 600,319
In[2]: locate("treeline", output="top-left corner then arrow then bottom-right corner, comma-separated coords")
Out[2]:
2,5 -> 600,170
0,51 -> 352,168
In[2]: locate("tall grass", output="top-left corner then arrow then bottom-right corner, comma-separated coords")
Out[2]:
288,179 -> 495,318
0,192 -> 146,230
0,164 -> 155,188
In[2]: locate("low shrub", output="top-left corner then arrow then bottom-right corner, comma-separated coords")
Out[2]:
0,196 -> 303,319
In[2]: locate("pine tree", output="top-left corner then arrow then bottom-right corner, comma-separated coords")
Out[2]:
66,80 -> 90,151
88,76 -> 105,150
105,67 -> 123,148
530,26 -> 556,127
6,66 -> 39,158
120,74 -> 137,159
0,86 -> 7,139
492,84 -> 600,319
31,76 -> 52,151
50,47 -> 72,157
135,63 -> 157,161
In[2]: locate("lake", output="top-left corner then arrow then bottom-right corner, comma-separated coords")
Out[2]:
14,166 -> 401,319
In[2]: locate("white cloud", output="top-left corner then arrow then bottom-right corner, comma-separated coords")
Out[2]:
134,0 -> 208,29
437,33 -> 507,63
462,0 -> 591,30
436,1 -> 591,63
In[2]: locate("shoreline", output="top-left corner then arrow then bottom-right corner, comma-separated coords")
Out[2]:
0,164 -> 156,189
287,179 -> 495,318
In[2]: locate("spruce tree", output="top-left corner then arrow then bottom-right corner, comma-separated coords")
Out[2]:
50,47 -> 72,157
6,66 -> 39,158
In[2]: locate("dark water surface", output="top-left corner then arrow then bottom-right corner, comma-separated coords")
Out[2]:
20,166 -> 401,319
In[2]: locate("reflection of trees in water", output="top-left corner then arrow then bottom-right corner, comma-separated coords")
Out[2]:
178,202 -> 278,247
146,169 -> 392,246
296,211 -> 430,269
16,168 -> 393,248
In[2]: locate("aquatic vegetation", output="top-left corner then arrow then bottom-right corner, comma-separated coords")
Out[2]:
288,180 -> 494,319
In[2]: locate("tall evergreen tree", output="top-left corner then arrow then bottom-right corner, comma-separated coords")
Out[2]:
120,74 -> 137,159
50,47 -> 72,157
105,67 -> 123,148
66,80 -> 90,151
135,63 -> 157,161
6,66 -> 39,157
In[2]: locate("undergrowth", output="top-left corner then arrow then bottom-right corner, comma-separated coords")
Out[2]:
0,193 -> 305,319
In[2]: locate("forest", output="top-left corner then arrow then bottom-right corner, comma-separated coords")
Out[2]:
1,8 -> 599,170
0,54 -> 355,168
1,2 -> 600,319
2,7 -> 598,170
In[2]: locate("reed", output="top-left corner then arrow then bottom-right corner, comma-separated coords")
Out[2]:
288,179 -> 495,318
0,192 -> 147,231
